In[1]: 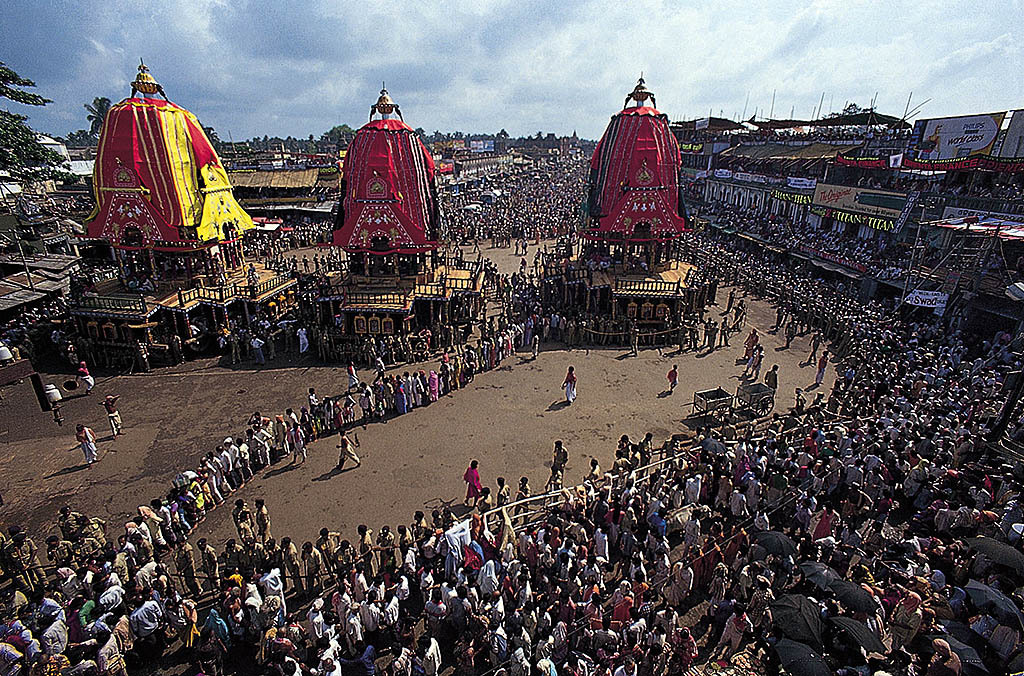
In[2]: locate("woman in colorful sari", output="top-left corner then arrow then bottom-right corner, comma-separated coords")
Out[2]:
428,370 -> 440,402
395,381 -> 408,415
563,366 -> 577,405
464,460 -> 483,507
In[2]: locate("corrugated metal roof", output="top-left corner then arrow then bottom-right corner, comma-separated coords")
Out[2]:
719,143 -> 848,161
228,169 -> 319,189
0,287 -> 46,311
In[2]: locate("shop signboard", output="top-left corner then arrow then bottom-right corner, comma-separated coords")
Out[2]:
812,183 -> 907,219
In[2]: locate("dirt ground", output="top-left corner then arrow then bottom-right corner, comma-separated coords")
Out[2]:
0,245 -> 826,549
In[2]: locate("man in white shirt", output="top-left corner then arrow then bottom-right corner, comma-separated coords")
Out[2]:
684,474 -> 702,505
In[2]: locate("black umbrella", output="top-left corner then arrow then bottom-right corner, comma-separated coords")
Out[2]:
929,635 -> 989,675
964,537 -> 1024,575
754,530 -> 798,557
800,561 -> 842,590
773,639 -> 831,676
701,437 -> 728,455
965,580 -> 1024,630
828,616 -> 885,654
934,619 -> 986,650
828,579 -> 877,614
1006,651 -> 1024,675
771,594 -> 824,649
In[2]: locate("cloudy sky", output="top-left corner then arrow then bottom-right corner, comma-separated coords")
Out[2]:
2,0 -> 1023,141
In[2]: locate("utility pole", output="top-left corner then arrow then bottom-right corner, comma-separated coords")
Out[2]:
0,182 -> 35,290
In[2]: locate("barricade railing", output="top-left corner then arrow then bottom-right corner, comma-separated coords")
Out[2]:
481,409 -> 845,537
75,294 -> 148,313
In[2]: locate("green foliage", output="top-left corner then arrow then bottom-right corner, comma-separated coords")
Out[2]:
0,62 -> 50,106
320,124 -> 357,145
203,125 -> 222,151
0,62 -> 72,183
64,130 -> 94,147
84,97 -> 111,136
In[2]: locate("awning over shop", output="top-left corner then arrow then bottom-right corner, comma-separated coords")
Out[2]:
720,143 -> 848,161
927,215 -> 1024,240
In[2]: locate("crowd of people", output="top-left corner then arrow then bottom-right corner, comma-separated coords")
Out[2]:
700,204 -> 903,280
443,158 -> 587,249
5,147 -> 1024,676
3,208 -> 1024,676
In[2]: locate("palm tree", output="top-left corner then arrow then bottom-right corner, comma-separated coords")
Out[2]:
84,97 -> 112,136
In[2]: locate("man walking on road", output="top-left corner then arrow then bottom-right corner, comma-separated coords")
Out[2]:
75,424 -> 98,464
101,395 -> 123,437
815,351 -> 830,386
666,365 -> 679,394
337,432 -> 362,470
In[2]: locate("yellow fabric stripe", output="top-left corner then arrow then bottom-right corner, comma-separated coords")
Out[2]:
159,106 -> 200,228
135,102 -> 176,227
197,163 -> 254,240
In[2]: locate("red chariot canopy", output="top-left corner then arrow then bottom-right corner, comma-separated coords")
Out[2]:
586,102 -> 689,242
332,113 -> 439,255
85,64 -> 252,250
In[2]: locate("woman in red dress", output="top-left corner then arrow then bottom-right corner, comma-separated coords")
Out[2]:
463,459 -> 483,507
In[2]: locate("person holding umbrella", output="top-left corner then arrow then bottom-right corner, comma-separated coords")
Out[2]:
926,638 -> 961,676
890,592 -> 923,652
714,603 -> 752,662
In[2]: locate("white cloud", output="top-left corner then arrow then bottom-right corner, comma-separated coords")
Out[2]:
2,0 -> 1022,139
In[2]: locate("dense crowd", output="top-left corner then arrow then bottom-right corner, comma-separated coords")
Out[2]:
4,211 -> 1024,676
5,146 -> 1024,676
443,158 -> 587,248
700,204 -> 903,278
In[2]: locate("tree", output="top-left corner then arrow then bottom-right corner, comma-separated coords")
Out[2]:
321,124 -> 357,145
203,125 -> 222,150
84,96 -> 111,136
0,62 -> 50,106
64,130 -> 94,147
497,129 -> 509,139
828,103 -> 865,118
0,62 -> 71,184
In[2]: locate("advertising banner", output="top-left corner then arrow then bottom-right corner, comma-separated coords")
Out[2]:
906,289 -> 948,313
469,140 -> 495,153
941,206 -> 1020,221
910,113 -> 1006,160
835,152 -> 887,169
695,117 -> 710,130
999,109 -> 1024,158
901,153 -> 1024,173
893,190 -> 920,234
679,142 -> 704,154
713,169 -> 732,179
812,183 -> 907,219
734,172 -> 768,184
786,177 -> 817,190
772,190 -> 811,205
